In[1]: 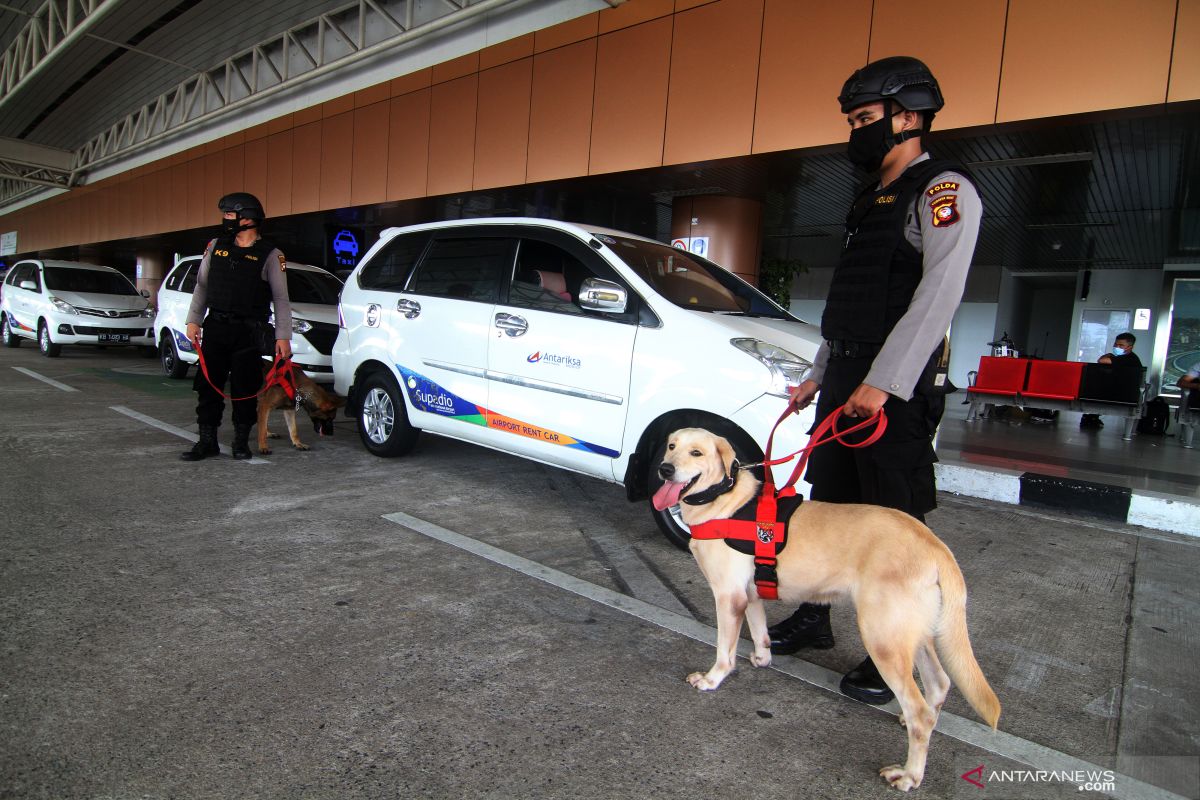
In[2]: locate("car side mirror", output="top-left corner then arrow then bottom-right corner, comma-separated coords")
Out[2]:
577,278 -> 627,313
19,280 -> 36,291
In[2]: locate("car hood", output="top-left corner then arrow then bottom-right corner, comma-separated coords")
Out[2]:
50,291 -> 148,311
685,310 -> 822,361
289,302 -> 338,325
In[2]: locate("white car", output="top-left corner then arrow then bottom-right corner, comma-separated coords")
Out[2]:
154,255 -> 343,382
333,218 -> 822,547
1,259 -> 155,357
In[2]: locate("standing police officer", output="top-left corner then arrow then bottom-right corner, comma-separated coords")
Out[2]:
770,57 -> 982,704
180,193 -> 292,461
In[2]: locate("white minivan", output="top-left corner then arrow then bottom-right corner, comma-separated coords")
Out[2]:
154,255 -> 343,381
1,259 -> 155,357
333,218 -> 822,547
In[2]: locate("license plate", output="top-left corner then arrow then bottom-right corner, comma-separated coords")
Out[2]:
98,333 -> 130,343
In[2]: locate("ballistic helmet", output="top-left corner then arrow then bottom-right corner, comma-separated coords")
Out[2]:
838,56 -> 944,115
217,192 -> 265,221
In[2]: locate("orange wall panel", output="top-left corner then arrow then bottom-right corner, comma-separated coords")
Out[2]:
753,0 -> 871,153
352,101 -> 390,206
999,0 -> 1176,122
432,53 -> 479,84
474,58 -> 533,190
480,33 -> 534,69
1170,0 -> 1200,102
320,111 -> 354,209
590,18 -> 672,175
664,0 -> 763,165
390,68 -> 431,97
186,159 -> 207,229
535,14 -> 598,52
354,82 -> 391,108
291,122 -> 322,214
323,95 -> 355,118
166,164 -> 189,233
203,151 -> 224,215
386,90 -> 431,201
427,75 -> 479,196
527,39 -> 596,183
221,144 -> 244,195
243,138 -> 269,215
599,0 -> 673,33
266,130 -> 294,217
869,0 -> 1006,130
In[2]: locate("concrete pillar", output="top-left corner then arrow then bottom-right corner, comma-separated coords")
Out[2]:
136,250 -> 168,305
669,195 -> 764,286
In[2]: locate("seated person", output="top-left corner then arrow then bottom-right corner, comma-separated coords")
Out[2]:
1080,332 -> 1143,429
1179,364 -> 1200,409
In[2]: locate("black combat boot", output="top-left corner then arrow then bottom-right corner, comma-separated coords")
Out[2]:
769,603 -> 835,654
840,656 -> 895,705
231,423 -> 253,460
181,424 -> 220,461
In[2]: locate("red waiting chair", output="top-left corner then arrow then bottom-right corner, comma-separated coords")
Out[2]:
967,357 -> 1030,419
1021,360 -> 1084,402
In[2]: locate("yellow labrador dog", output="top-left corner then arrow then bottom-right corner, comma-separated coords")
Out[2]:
653,427 -> 1000,792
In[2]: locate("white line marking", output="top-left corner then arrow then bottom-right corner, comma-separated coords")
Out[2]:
383,509 -> 1187,800
12,366 -> 78,392
109,405 -> 269,464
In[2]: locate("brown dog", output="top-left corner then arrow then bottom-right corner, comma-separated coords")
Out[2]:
653,427 -> 1000,792
256,365 -> 346,454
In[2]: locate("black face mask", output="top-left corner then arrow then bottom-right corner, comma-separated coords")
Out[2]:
846,115 -> 894,173
221,218 -> 255,236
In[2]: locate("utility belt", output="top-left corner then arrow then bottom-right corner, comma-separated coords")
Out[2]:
204,310 -> 276,356
206,310 -> 268,325
825,339 -> 882,360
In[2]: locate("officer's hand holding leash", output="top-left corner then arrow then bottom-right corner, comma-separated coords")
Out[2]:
186,322 -> 201,350
275,338 -> 292,360
844,383 -> 889,418
788,379 -> 821,412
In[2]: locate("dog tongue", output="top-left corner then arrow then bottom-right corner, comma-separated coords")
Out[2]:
652,480 -> 687,511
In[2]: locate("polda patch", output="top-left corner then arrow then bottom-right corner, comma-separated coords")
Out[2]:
926,181 -> 959,197
930,195 -> 960,227
278,253 -> 287,271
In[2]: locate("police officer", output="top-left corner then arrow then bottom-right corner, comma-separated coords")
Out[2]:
770,57 -> 982,704
180,192 -> 292,461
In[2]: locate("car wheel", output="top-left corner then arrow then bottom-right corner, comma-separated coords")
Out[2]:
356,370 -> 419,457
646,420 -> 763,551
1,314 -> 21,348
159,333 -> 188,378
38,320 -> 61,357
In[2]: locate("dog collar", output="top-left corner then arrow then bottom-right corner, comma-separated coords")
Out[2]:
682,461 -> 740,506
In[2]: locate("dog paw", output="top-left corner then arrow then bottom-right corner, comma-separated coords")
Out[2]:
686,672 -> 721,691
267,432 -> 281,439
898,711 -> 907,728
879,765 -> 919,792
259,447 -> 272,455
751,651 -> 772,668
293,443 -> 310,451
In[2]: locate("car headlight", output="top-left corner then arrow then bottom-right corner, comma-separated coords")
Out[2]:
292,319 -> 312,334
731,338 -> 813,398
141,306 -> 155,318
49,296 -> 78,315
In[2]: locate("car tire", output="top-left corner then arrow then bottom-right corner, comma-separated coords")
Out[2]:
356,370 -> 419,457
647,420 -> 763,551
1,314 -> 21,348
38,320 -> 61,358
159,333 -> 189,378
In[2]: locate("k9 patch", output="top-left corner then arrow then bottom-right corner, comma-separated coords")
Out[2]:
930,195 -> 960,227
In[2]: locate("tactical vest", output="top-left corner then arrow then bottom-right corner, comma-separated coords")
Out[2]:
205,237 -> 275,322
821,158 -> 970,344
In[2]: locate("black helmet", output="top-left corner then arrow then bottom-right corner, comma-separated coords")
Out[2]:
217,192 -> 265,220
838,56 -> 944,115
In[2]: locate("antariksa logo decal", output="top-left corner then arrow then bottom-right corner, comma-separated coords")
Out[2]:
527,350 -> 581,369
397,366 -> 617,457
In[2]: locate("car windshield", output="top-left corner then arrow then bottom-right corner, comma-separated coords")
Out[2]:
599,235 -> 795,320
43,266 -> 139,296
286,269 -> 342,304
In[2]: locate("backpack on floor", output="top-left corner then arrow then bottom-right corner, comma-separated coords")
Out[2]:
1137,396 -> 1170,435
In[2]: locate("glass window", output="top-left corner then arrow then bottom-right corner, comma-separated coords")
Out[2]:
43,267 -> 138,296
12,264 -> 39,291
601,234 -> 793,320
408,236 -> 513,303
164,265 -> 184,291
358,231 -> 431,291
506,237 -> 638,323
1164,278 -> 1200,393
180,265 -> 197,294
285,269 -> 342,305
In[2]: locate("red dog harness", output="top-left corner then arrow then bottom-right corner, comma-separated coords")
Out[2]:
196,345 -> 299,403
689,404 -> 887,600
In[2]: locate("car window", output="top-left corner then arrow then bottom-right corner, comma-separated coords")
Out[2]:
507,237 -> 637,323
286,269 -> 342,304
408,236 -> 513,303
164,265 -> 185,291
44,267 -> 138,295
13,264 -> 40,291
358,231 -> 431,292
180,264 -> 197,294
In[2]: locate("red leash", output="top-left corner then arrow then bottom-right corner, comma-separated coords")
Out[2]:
758,401 -> 888,497
195,343 -> 298,402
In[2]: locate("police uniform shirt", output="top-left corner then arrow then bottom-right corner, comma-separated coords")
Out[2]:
185,239 -> 293,335
808,152 -> 982,400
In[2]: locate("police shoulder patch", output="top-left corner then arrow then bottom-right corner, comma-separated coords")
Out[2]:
278,253 -> 287,271
926,180 -> 959,197
930,195 -> 960,227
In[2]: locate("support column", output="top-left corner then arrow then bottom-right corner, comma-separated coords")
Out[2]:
136,250 -> 168,305
669,195 -> 764,286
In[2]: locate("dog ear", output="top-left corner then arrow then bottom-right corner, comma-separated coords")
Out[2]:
715,436 -> 736,476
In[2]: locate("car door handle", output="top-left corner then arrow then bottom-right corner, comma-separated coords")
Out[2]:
396,298 -> 421,319
494,313 -> 528,337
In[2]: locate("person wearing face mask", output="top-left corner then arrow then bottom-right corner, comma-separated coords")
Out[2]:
180,192 -> 293,461
1081,333 -> 1143,429
770,56 -> 982,705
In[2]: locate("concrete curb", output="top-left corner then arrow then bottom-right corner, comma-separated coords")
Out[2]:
935,462 -> 1200,537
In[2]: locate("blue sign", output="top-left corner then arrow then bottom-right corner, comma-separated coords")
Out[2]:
332,229 -> 360,267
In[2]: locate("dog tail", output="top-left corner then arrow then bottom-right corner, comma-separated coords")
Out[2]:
934,544 -> 1001,729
